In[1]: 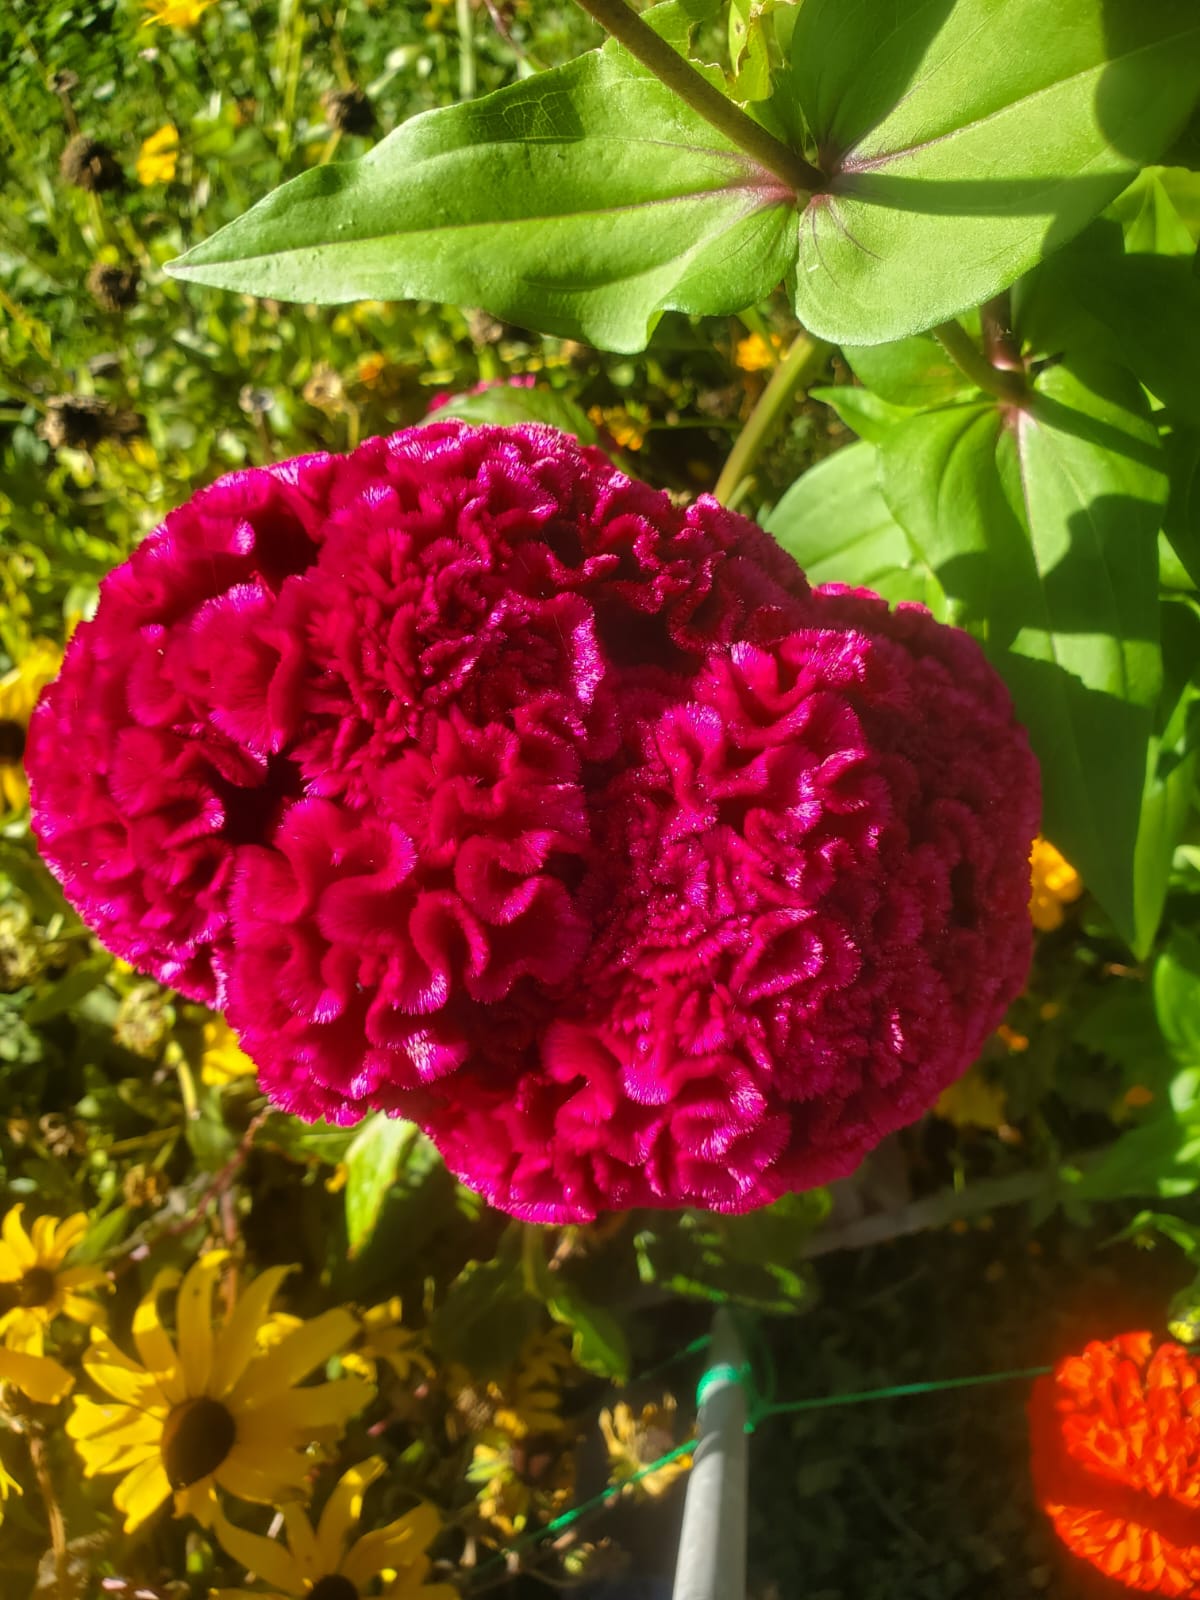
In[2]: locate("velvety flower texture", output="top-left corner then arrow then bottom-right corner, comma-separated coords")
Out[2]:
29,422 -> 1039,1220
1029,1333 -> 1200,1596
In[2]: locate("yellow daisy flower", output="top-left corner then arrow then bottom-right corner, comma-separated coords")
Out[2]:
200,1018 -> 258,1087
343,1298 -> 434,1388
1029,836 -> 1084,932
0,1205 -> 108,1355
0,1348 -> 74,1404
599,1396 -> 692,1499
447,1326 -> 573,1441
143,0 -> 219,25
734,332 -> 782,373
67,1252 -> 372,1531
136,125 -> 179,187
467,1432 -> 574,1543
211,1456 -> 456,1600
0,640 -> 61,813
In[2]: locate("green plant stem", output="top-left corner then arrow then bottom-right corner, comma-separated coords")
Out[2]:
28,1432 -> 67,1599
714,330 -> 831,507
457,0 -> 477,100
573,0 -> 819,197
934,319 -> 1025,402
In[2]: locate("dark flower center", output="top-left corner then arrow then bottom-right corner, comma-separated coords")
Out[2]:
0,720 -> 26,766
0,1267 -> 58,1314
161,1396 -> 237,1489
309,1578 -> 359,1600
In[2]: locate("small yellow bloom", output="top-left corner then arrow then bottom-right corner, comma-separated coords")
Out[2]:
734,332 -> 782,373
67,1252 -> 372,1531
0,1348 -> 73,1405
599,1396 -> 692,1499
343,1297 -> 434,1388
995,1023 -> 1029,1053
136,125 -> 179,187
587,405 -> 645,451
1029,836 -> 1084,931
0,1205 -> 108,1355
934,1066 -> 1009,1132
447,1327 -> 574,1441
200,1018 -> 257,1087
142,0 -> 219,25
211,1455 -> 456,1600
356,351 -> 388,387
468,1433 -> 574,1542
0,640 -> 62,813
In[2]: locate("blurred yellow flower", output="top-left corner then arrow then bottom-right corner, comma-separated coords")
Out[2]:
599,1396 -> 692,1498
200,1018 -> 257,1087
136,125 -> 179,187
734,332 -> 782,372
468,1433 -> 574,1541
343,1297 -> 434,1388
1029,836 -> 1084,931
587,405 -> 645,451
143,0 -> 219,24
0,640 -> 61,813
211,1456 -> 456,1600
448,1326 -> 574,1441
0,1205 -> 108,1355
0,1348 -> 73,1404
356,351 -> 388,387
934,1065 -> 1009,1132
67,1252 -> 372,1531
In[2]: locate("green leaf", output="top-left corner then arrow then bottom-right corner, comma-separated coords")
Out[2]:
430,1234 -> 542,1378
1155,928 -> 1200,1079
344,1113 -> 419,1256
842,333 -> 976,409
781,0 -> 1200,344
764,440 -> 945,610
530,1253 -> 630,1382
1110,169 -> 1198,255
880,361 -> 1167,945
1072,1109 -> 1200,1201
1017,227 -> 1200,425
1110,1209 -> 1200,1260
808,385 -> 914,444
1164,427 -> 1200,587
423,384 -> 599,444
634,1191 -> 827,1314
167,45 -> 797,353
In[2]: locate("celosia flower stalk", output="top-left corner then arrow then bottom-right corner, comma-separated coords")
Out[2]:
28,422 -> 1039,1221
1030,1332 -> 1200,1596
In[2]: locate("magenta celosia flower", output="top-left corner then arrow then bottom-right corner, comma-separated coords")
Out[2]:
28,422 -> 1039,1220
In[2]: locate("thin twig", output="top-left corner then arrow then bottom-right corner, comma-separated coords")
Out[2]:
28,1432 -> 68,1599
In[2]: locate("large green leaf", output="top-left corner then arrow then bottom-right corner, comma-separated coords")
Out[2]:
842,332 -> 977,409
1017,224 -> 1200,425
764,439 -> 945,610
781,0 -> 1200,344
880,360 -> 1167,944
167,45 -> 797,353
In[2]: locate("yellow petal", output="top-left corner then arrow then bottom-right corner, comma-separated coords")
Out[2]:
215,1448 -> 309,1504
1,1207 -> 35,1268
114,1453 -> 172,1532
0,1242 -> 24,1280
61,1292 -> 108,1327
82,1344 -> 160,1408
52,1214 -> 91,1263
314,1455 -> 387,1572
133,1268 -> 184,1401
29,1214 -> 57,1262
210,1264 -> 294,1398
211,1503 -> 305,1592
57,1263 -> 109,1292
176,1250 -> 227,1395
281,1502 -> 320,1578
233,1307 -> 358,1404
247,1376 -> 374,1440
0,1348 -> 72,1403
340,1507 -> 442,1589
3,1311 -> 46,1356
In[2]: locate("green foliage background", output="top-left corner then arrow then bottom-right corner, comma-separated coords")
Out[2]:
2,0 -> 1200,1596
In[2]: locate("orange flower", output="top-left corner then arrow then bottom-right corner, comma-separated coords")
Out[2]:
1029,1332 -> 1200,1595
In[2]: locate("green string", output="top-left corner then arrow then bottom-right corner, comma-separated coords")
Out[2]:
470,1346 -> 1052,1585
